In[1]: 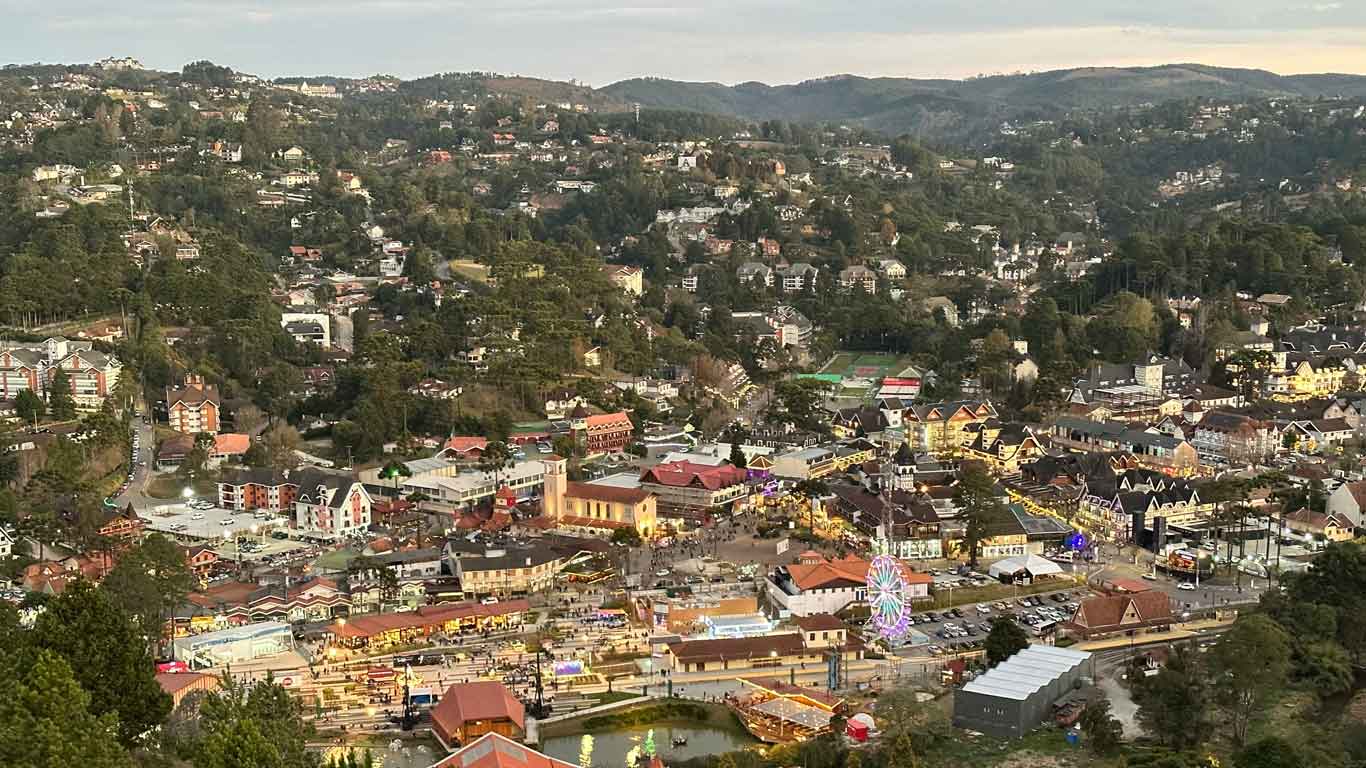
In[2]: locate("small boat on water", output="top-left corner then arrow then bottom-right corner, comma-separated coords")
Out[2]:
671,736 -> 687,747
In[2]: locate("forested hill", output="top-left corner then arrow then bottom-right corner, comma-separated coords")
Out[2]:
597,64 -> 1366,138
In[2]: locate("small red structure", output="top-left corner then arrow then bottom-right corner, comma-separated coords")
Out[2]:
845,714 -> 872,742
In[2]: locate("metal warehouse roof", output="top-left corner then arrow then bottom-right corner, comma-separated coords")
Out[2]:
959,645 -> 1091,701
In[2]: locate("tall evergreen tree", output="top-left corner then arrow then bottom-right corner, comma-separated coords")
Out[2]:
32,581 -> 171,746
0,649 -> 133,768
47,368 -> 76,420
953,463 -> 1002,568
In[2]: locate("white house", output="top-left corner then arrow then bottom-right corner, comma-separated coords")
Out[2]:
876,258 -> 907,280
765,554 -> 929,617
1326,481 -> 1366,528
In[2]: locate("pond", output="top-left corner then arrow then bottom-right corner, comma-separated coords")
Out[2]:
541,724 -> 756,767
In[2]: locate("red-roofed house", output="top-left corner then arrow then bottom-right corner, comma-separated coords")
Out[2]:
156,671 -> 220,709
185,545 -> 219,577
1282,508 -> 1355,542
1063,591 -> 1174,640
211,433 -> 250,465
443,436 -> 489,460
766,554 -> 931,617
430,681 -> 526,750
429,733 -> 575,768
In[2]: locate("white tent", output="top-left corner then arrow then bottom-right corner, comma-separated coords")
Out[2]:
988,554 -> 1064,581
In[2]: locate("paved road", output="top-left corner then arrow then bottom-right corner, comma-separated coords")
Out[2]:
333,312 -> 354,353
1090,559 -> 1269,612
112,416 -> 156,509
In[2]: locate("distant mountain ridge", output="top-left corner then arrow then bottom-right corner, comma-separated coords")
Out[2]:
592,64 -> 1366,138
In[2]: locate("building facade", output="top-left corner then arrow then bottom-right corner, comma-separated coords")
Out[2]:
166,375 -> 221,434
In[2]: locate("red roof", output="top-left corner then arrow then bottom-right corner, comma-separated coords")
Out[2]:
156,671 -> 219,697
786,555 -> 931,591
564,481 -> 652,505
333,599 -> 530,639
794,613 -> 846,632
584,412 -> 633,433
430,733 -> 575,768
560,515 -> 633,530
431,682 -> 525,745
445,436 -> 489,454
1071,592 -> 1173,631
639,460 -> 747,490
213,433 -> 250,455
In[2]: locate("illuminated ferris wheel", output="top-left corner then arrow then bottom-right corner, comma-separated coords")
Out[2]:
867,553 -> 912,639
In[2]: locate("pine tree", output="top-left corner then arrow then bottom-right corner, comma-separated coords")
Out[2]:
32,581 -> 171,746
48,367 -> 76,420
0,649 -> 133,768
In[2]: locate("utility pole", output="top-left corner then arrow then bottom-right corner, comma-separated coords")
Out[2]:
401,662 -> 415,730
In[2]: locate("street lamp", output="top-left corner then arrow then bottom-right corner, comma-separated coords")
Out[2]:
182,487 -> 194,500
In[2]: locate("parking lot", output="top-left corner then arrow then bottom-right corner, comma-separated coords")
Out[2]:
880,585 -> 1092,656
142,501 -> 286,543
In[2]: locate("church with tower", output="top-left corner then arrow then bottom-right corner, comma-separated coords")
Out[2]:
540,455 -> 657,538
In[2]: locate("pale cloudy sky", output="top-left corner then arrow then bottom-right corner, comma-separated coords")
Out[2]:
4,0 -> 1366,85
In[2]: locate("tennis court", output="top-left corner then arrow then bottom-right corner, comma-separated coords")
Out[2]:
820,351 -> 918,381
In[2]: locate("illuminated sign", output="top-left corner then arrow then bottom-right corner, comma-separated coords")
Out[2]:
553,660 -> 585,676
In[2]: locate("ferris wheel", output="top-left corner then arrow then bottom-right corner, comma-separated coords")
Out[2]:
867,553 -> 912,639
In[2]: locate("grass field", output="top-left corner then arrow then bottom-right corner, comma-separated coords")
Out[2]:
819,351 -> 919,380
145,475 -> 217,499
448,259 -> 491,284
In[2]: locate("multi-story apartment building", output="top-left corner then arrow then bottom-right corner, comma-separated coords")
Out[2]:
572,410 -> 634,455
779,263 -> 819,293
838,265 -> 878,293
166,376 -> 220,434
1182,410 -> 1277,465
218,469 -> 299,512
0,337 -> 122,411
1265,357 -> 1348,401
292,470 -> 373,538
638,460 -> 750,518
894,400 -> 998,457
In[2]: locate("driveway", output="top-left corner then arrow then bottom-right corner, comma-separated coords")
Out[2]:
1097,674 -> 1144,737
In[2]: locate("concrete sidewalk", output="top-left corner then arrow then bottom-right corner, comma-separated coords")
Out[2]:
1072,616 -> 1235,652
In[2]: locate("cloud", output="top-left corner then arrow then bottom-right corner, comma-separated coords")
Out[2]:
4,1 -> 1366,83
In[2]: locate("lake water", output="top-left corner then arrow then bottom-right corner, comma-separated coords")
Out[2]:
541,724 -> 755,767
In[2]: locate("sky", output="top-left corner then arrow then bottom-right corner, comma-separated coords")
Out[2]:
5,0 -> 1366,85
